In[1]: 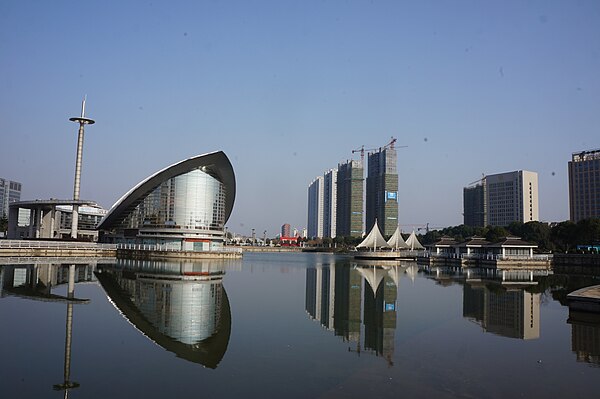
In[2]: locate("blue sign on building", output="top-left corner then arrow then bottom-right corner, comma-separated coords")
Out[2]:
386,191 -> 397,200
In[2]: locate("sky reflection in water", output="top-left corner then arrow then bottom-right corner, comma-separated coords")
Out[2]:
1,253 -> 600,398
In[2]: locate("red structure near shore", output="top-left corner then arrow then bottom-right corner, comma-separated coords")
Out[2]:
280,236 -> 301,247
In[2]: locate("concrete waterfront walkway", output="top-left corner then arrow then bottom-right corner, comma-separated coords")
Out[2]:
0,240 -> 116,257
567,285 -> 600,312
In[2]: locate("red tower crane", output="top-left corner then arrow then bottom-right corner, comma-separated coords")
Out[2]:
352,137 -> 407,163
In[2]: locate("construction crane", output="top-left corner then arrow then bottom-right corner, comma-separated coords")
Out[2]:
351,145 -> 378,164
352,137 -> 407,163
467,173 -> 486,187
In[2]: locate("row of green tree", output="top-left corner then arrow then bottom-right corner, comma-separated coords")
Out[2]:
417,219 -> 600,253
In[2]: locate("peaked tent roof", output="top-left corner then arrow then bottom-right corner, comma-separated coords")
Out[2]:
356,266 -> 385,292
405,231 -> 425,250
356,219 -> 390,249
387,225 -> 409,250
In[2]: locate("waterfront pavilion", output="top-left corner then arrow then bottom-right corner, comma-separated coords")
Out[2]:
7,199 -> 105,241
485,236 -> 538,258
97,151 -> 235,252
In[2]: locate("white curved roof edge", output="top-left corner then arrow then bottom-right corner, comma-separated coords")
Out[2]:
98,151 -> 235,230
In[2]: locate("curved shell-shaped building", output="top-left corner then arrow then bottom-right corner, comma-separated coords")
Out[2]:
98,151 -> 235,251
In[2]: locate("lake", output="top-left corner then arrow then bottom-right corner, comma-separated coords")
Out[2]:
1,252 -> 600,398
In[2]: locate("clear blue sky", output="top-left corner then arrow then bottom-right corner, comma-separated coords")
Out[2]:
1,1 -> 599,236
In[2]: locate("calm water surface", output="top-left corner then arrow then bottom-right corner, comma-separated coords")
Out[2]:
1,252 -> 600,398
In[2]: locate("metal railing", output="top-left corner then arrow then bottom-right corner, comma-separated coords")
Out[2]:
0,240 -> 116,250
116,243 -> 242,254
494,254 -> 553,261
423,251 -> 553,261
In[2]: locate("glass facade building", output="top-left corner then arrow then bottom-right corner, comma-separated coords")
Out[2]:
463,182 -> 487,227
366,147 -> 398,237
569,149 -> 600,222
118,170 -> 226,232
98,151 -> 235,251
336,160 -> 364,237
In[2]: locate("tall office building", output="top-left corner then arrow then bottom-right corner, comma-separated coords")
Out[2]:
323,169 -> 337,238
486,170 -> 538,227
0,178 -> 22,219
463,170 -> 538,227
307,176 -> 324,238
281,223 -> 291,238
463,182 -> 487,227
366,147 -> 398,236
336,160 -> 364,237
568,149 -> 600,222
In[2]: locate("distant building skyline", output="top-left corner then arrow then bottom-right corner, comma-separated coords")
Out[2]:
568,149 -> 600,222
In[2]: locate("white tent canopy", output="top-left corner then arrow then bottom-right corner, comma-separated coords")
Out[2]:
356,266 -> 385,292
387,225 -> 409,250
405,231 -> 424,250
356,219 -> 390,250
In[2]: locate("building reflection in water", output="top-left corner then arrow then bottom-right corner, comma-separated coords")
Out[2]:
0,261 -> 96,398
0,262 -> 96,300
305,260 -> 416,366
568,310 -> 600,367
463,282 -> 540,340
419,265 -> 542,340
95,259 -> 239,369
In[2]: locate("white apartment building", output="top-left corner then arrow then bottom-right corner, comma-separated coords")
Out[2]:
486,170 -> 539,227
307,176 -> 324,238
323,169 -> 337,238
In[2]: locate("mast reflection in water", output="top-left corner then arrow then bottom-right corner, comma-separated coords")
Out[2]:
0,262 -> 94,397
95,259 -> 235,369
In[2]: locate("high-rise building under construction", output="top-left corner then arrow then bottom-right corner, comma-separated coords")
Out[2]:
336,160 -> 364,237
365,147 -> 398,237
